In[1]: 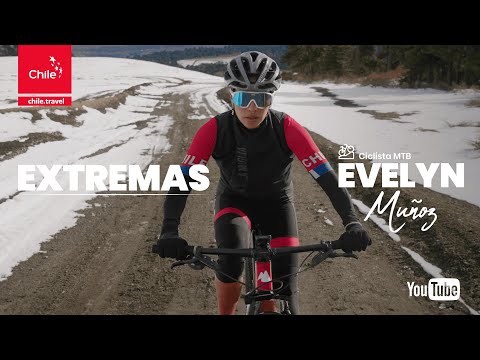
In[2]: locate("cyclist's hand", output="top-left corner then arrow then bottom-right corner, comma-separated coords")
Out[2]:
339,223 -> 372,252
156,233 -> 189,260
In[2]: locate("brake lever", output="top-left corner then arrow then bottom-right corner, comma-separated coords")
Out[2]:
171,254 -> 218,271
311,248 -> 334,266
171,257 -> 198,269
188,260 -> 205,270
195,254 -> 218,271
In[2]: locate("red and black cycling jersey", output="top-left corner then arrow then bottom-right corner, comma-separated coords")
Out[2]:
181,109 -> 333,199
162,109 -> 358,234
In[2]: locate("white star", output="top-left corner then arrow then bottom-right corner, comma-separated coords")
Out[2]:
57,62 -> 60,66
59,68 -> 63,74
50,56 -> 56,63
55,66 -> 58,71
51,63 -> 54,67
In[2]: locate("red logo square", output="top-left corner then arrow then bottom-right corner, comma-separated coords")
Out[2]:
18,45 -> 72,106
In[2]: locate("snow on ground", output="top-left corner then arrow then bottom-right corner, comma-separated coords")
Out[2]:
177,55 -> 234,68
186,83 -> 229,119
0,98 -> 173,279
0,57 -> 224,280
274,82 -> 480,207
323,217 -> 333,226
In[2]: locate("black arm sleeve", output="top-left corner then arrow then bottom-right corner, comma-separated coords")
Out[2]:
160,176 -> 193,235
316,170 -> 359,227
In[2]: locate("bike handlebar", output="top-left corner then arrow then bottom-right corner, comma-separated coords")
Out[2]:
152,239 -> 343,259
152,238 -> 357,274
185,240 -> 342,258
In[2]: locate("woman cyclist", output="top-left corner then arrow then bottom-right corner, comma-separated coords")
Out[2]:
155,51 -> 371,314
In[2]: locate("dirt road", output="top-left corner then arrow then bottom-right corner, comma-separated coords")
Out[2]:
0,84 -> 476,315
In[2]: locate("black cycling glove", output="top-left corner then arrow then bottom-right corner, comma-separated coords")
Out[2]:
156,234 -> 189,260
339,223 -> 372,252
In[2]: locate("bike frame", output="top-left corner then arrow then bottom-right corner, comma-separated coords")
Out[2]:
244,231 -> 294,315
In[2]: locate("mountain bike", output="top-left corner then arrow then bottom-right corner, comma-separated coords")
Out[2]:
152,230 -> 357,315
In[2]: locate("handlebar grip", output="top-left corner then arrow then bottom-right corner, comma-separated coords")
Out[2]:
152,244 -> 193,257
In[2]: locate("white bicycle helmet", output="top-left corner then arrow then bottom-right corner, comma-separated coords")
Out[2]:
224,51 -> 282,93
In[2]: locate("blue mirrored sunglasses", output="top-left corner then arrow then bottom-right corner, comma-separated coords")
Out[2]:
231,91 -> 274,109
